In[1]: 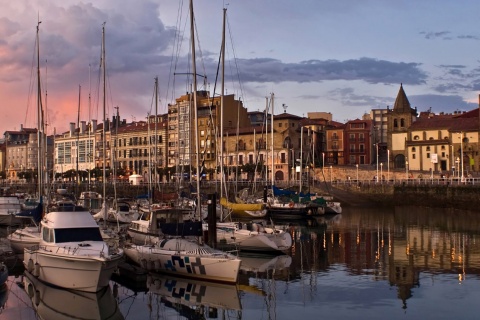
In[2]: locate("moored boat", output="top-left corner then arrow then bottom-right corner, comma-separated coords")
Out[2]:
220,197 -> 267,219
124,237 -> 241,283
213,221 -> 293,253
23,209 -> 124,292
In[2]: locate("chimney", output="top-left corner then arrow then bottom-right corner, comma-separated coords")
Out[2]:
92,120 -> 97,131
20,124 -> 23,131
69,122 -> 75,137
80,121 -> 86,134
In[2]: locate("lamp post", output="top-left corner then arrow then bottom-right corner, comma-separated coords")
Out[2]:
406,160 -> 409,181
329,165 -> 332,184
387,149 -> 390,182
456,158 -> 460,180
356,164 -> 359,183
380,163 -> 383,183
460,133 -> 464,182
376,143 -> 379,183
322,152 -> 325,177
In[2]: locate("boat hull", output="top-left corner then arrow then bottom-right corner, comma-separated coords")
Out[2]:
124,244 -> 241,283
216,223 -> 292,252
220,198 -> 267,219
23,247 -> 123,293
8,227 -> 40,254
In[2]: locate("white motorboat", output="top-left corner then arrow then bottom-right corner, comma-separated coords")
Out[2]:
147,272 -> 241,311
8,225 -> 41,254
94,200 -> 140,224
23,270 -> 124,320
213,221 -> 293,253
124,237 -> 241,283
127,205 -> 195,244
23,209 -> 124,293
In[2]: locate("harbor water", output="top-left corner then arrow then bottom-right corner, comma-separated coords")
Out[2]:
1,205 -> 480,319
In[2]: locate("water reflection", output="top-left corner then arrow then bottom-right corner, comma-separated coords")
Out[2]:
22,270 -> 124,320
2,206 -> 480,319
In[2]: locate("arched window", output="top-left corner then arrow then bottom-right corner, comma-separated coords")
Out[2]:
394,119 -> 398,128
400,118 -> 405,127
283,137 -> 292,148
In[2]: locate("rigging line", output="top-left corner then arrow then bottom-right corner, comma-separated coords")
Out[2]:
166,0 -> 187,105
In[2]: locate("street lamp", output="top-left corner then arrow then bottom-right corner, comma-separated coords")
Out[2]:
387,149 -> 390,182
322,152 -> 325,177
380,163 -> 383,183
459,132 -> 464,182
406,160 -> 409,181
329,165 -> 332,184
376,143 -> 379,183
356,164 -> 359,183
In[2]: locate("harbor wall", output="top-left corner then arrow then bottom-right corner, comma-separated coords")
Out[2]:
333,183 -> 480,212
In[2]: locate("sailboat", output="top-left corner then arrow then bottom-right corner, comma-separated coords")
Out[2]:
124,1 -> 241,284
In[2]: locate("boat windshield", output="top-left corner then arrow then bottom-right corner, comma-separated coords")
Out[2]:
54,227 -> 103,243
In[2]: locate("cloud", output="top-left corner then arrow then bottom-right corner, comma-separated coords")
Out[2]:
420,31 -> 451,40
408,94 -> 476,113
233,57 -> 427,85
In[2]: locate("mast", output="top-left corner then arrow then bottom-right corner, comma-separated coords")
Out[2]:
190,0 -> 201,218
36,21 -> 44,199
101,22 -> 107,223
220,7 -> 226,200
270,92 -> 274,186
76,85 -> 81,184
154,77 -> 158,186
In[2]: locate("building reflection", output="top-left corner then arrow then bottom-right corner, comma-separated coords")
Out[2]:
287,207 -> 480,309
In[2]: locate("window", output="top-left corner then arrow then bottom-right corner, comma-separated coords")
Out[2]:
400,118 -> 405,127
394,119 -> 398,128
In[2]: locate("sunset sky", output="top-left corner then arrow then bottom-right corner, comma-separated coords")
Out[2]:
1,0 -> 480,134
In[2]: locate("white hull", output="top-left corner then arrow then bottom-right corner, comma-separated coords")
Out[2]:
7,226 -> 40,253
24,246 -> 123,292
215,222 -> 293,252
124,239 -> 241,283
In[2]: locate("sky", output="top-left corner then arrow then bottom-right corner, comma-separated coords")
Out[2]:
1,0 -> 480,134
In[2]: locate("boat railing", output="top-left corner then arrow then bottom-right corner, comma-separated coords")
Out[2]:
30,243 -> 117,258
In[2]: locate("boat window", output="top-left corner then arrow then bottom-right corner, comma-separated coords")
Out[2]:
54,228 -> 103,243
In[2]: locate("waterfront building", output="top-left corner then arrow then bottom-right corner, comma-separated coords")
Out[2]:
387,84 -> 418,169
325,121 -> 345,166
343,119 -> 374,166
54,121 -> 97,180
113,114 -> 167,180
221,112 -> 304,182
167,91 -> 250,174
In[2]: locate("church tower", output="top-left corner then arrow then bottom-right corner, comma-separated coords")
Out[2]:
387,84 -> 418,168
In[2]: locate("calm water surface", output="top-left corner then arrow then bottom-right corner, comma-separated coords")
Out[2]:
1,206 -> 480,319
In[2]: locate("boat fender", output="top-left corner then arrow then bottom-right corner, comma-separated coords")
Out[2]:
154,279 -> 161,290
154,260 -> 161,270
27,259 -> 34,273
27,283 -> 34,298
146,274 -> 153,287
33,263 -> 40,277
141,259 -> 148,269
34,290 -> 40,306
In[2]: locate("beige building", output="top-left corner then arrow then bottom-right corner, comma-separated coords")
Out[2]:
167,91 -> 250,173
